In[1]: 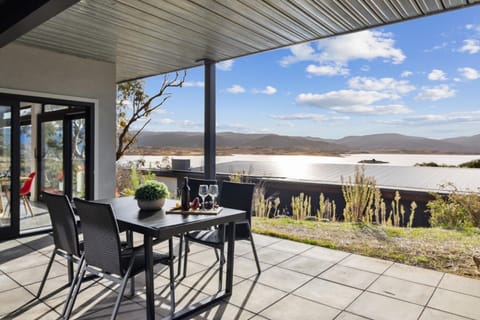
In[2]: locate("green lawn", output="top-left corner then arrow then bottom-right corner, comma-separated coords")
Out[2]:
252,217 -> 480,278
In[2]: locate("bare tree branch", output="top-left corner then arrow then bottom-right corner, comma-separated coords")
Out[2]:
116,71 -> 186,161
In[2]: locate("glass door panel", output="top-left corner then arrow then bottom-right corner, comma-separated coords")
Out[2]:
40,120 -> 64,195
72,118 -> 86,198
0,105 -> 11,230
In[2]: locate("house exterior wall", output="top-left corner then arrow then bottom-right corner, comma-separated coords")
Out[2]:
0,43 -> 116,199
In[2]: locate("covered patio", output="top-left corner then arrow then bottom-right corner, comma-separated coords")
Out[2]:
2,233 -> 480,319
2,1 -> 480,319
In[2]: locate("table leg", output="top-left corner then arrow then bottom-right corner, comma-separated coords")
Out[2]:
144,235 -> 155,320
226,221 -> 235,295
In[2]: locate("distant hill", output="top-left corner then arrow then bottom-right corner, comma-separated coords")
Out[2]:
443,134 -> 480,153
335,133 -> 471,153
135,131 -> 480,154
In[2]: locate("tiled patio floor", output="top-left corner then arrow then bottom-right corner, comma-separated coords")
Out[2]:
1,233 -> 480,319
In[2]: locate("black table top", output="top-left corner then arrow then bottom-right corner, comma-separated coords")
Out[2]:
96,197 -> 246,240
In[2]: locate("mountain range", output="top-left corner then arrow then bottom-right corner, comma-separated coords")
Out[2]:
135,131 -> 480,154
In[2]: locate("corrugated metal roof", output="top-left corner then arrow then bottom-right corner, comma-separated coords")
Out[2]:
214,161 -> 480,192
13,0 -> 480,82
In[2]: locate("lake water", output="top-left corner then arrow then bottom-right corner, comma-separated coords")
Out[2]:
121,153 -> 480,169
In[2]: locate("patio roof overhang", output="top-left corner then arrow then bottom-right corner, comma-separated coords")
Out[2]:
2,0 -> 480,83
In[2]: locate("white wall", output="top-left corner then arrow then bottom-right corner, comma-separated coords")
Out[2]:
0,43 -> 117,199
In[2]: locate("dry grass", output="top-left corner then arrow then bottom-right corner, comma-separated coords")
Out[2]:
252,217 -> 480,278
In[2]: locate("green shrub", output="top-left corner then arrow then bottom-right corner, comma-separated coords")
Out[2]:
427,193 -> 471,229
458,159 -> 480,168
134,180 -> 169,201
341,166 -> 378,223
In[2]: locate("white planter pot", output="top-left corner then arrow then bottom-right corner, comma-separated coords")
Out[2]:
137,198 -> 166,210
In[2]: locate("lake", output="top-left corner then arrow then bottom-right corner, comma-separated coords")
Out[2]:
121,153 -> 480,169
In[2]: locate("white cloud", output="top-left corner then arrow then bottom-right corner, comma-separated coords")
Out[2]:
217,60 -> 234,71
466,24 -> 475,30
423,42 -> 448,53
183,81 -> 204,87
253,86 -> 277,95
226,84 -> 245,94
319,30 -> 405,65
296,90 -> 410,115
401,71 -> 413,78
459,39 -> 480,54
416,84 -> 456,101
360,65 -> 370,72
280,30 -> 405,75
458,67 -> 480,80
428,69 -> 447,81
348,76 -> 415,95
382,110 -> 480,126
280,43 -> 316,66
155,118 -> 175,125
270,113 -> 349,121
306,64 -> 349,76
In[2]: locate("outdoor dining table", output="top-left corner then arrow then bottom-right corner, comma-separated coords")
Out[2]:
96,196 -> 246,320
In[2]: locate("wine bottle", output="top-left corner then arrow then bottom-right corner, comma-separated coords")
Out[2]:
181,177 -> 190,211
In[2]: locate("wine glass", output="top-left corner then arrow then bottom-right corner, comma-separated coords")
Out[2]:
208,184 -> 219,208
198,184 -> 209,210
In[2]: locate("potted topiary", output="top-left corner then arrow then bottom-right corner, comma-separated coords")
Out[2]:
134,180 -> 169,210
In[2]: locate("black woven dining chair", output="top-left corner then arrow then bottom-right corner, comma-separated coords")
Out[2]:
37,192 -> 88,318
37,192 -> 82,294
66,198 -> 176,320
183,181 -> 260,290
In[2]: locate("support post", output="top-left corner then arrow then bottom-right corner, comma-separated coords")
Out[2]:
204,59 -> 216,179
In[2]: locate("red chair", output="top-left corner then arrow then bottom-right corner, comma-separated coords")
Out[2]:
20,172 -> 36,217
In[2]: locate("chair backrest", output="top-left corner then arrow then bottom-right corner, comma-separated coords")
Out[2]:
43,192 -> 81,257
74,198 -> 123,276
220,181 -> 255,239
188,178 -> 217,202
20,172 -> 36,195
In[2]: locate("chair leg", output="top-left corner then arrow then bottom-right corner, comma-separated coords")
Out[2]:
37,248 -> 56,297
176,234 -> 183,277
25,196 -> 34,217
218,245 -> 225,292
129,276 -> 135,297
214,248 -> 220,261
111,259 -> 134,320
168,238 -> 176,315
248,224 -> 261,274
63,256 -> 86,320
182,238 -> 189,279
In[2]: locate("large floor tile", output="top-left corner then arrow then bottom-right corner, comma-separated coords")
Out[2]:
0,250 -> 46,272
419,308 -> 471,320
266,239 -> 312,255
335,312 -> 370,320
438,273 -> 480,297
294,278 -> 362,310
278,255 -> 333,276
253,265 -> 312,292
248,247 -> 296,265
250,234 -> 282,247
232,255 -> 267,279
340,254 -> 393,274
368,275 -> 435,305
227,279 -> 287,313
319,265 -> 378,290
300,246 -> 350,263
384,263 -> 443,287
260,294 -> 340,320
193,302 -> 255,320
10,300 -> 59,320
179,266 -> 243,295
428,288 -> 480,319
0,286 -> 37,317
0,273 -> 20,293
347,292 -> 424,320
8,260 -> 67,286
73,295 -> 146,320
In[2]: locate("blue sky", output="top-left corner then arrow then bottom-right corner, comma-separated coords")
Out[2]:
142,6 -> 480,139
